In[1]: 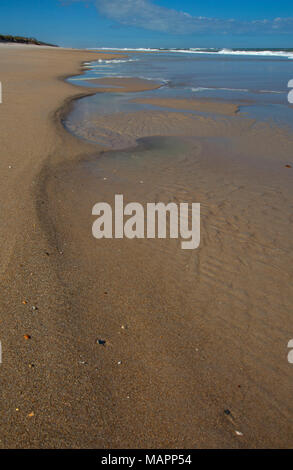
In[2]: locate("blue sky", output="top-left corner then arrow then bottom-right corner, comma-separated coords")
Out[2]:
1,0 -> 293,48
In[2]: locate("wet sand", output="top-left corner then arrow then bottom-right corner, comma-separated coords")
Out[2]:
131,97 -> 240,115
46,134 -> 293,448
0,45 -> 293,449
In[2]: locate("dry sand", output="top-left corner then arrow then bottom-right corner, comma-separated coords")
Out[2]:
0,45 -> 293,449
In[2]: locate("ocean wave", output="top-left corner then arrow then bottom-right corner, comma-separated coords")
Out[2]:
170,48 -> 293,59
87,47 -> 293,60
217,48 -> 293,59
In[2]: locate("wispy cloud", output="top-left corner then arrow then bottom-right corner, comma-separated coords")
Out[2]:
61,0 -> 293,34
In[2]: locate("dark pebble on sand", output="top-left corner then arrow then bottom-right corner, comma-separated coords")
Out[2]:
97,339 -> 106,346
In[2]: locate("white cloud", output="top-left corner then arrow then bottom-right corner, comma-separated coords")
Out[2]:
61,0 -> 293,34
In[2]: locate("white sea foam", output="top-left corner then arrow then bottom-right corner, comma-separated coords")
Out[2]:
137,76 -> 169,84
98,59 -> 138,63
191,86 -> 285,95
83,59 -> 138,68
88,47 -> 160,52
191,86 -> 249,93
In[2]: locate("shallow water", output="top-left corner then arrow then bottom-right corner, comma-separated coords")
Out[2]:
68,51 -> 293,130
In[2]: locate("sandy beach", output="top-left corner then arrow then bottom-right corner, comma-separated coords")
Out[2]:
0,44 -> 293,449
